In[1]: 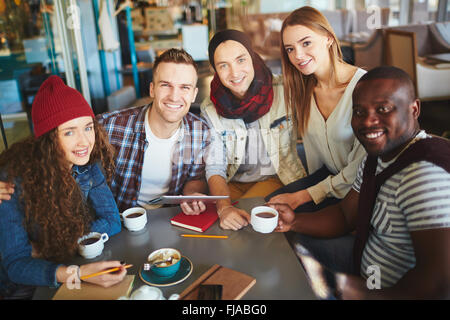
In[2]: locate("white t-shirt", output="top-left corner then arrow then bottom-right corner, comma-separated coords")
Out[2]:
137,110 -> 180,207
353,131 -> 450,288
233,120 -> 276,183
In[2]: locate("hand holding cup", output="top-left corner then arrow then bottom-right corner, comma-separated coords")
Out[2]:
267,203 -> 296,232
250,206 -> 279,233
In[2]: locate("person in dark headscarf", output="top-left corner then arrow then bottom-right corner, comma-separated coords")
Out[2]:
201,29 -> 306,231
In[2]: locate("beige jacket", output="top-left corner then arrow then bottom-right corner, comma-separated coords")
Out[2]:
201,74 -> 306,185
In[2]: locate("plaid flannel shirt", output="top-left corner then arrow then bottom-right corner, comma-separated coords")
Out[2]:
97,104 -> 211,212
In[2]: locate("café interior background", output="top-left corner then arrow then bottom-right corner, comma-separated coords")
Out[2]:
0,0 -> 449,153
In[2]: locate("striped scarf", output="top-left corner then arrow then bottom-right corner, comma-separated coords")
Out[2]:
210,55 -> 274,123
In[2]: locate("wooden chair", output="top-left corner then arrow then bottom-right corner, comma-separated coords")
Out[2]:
353,28 -> 385,70
354,22 -> 450,71
384,29 -> 450,101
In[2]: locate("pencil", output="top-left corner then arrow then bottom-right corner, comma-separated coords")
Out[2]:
181,234 -> 228,239
80,264 -> 133,280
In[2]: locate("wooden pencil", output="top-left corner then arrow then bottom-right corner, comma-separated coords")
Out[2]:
80,264 -> 133,280
180,234 -> 228,239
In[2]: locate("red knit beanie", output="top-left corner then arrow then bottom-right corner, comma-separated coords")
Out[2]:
32,75 -> 95,138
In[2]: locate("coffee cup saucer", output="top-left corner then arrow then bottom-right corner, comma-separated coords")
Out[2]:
139,256 -> 193,287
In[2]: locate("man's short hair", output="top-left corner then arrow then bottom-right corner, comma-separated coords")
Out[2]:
357,66 -> 417,101
153,48 -> 198,77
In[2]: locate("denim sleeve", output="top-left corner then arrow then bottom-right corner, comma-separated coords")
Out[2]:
0,186 -> 60,288
87,164 -> 121,236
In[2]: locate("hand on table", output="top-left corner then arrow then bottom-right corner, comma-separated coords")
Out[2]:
79,261 -> 128,288
0,181 -> 15,204
267,203 -> 296,232
180,192 -> 206,215
218,206 -> 250,231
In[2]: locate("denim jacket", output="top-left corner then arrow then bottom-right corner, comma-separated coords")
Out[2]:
0,162 -> 121,296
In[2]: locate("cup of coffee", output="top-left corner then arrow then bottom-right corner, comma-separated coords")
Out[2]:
250,206 -> 279,233
77,232 -> 109,259
122,207 -> 147,232
118,285 -> 179,300
147,248 -> 181,278
130,285 -> 164,300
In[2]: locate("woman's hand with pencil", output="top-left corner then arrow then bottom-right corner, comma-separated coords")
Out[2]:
78,261 -> 128,288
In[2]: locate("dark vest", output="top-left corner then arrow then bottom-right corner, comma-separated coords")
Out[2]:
353,136 -> 450,274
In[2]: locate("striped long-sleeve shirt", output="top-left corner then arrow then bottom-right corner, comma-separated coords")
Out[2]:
353,131 -> 450,288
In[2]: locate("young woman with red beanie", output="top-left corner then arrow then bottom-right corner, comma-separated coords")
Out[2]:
0,76 -> 126,299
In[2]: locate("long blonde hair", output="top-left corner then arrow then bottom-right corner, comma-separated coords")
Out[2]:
280,6 -> 345,136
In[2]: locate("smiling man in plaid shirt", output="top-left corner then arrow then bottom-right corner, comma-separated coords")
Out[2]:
97,49 -> 212,213
0,49 -> 213,215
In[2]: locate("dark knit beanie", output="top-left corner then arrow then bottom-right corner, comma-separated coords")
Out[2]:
31,75 -> 95,138
208,29 -> 254,70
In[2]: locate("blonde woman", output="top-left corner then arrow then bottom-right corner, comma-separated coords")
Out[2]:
267,6 -> 367,213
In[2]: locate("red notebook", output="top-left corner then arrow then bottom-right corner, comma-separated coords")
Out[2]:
170,204 -> 219,233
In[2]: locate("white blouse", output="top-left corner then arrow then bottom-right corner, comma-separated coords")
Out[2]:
303,68 -> 367,204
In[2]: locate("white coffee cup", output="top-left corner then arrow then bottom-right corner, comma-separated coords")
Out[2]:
130,285 -> 164,300
77,232 -> 109,259
250,206 -> 279,233
117,285 -> 179,300
122,207 -> 147,232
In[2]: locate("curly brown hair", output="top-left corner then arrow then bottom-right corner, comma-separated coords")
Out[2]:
0,118 -> 116,262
